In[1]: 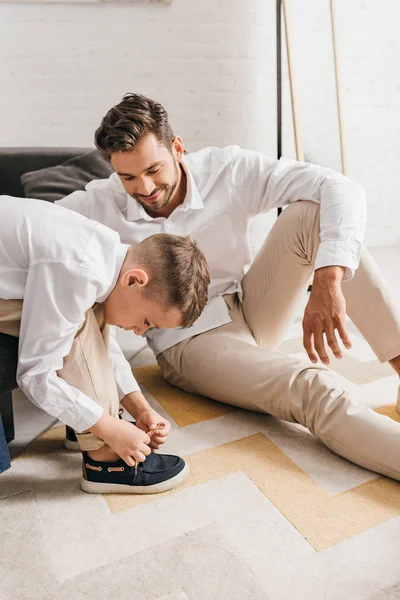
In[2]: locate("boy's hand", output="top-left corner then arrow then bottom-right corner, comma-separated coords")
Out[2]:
121,391 -> 171,449
135,408 -> 171,450
90,414 -> 151,467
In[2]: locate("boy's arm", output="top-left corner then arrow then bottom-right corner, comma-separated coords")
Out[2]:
16,262 -> 105,433
107,328 -> 142,400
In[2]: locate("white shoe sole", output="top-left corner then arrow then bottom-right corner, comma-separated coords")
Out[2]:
64,438 -> 80,451
80,462 -> 190,494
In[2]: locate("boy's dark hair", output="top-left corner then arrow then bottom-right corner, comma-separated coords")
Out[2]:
130,234 -> 210,329
95,93 -> 174,159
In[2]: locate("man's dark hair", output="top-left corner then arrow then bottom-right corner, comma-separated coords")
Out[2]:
95,93 -> 174,159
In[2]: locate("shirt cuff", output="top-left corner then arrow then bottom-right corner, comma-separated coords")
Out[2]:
63,394 -> 104,434
114,369 -> 141,401
314,240 -> 362,281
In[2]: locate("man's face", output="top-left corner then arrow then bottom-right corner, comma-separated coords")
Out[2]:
104,281 -> 182,336
110,134 -> 183,213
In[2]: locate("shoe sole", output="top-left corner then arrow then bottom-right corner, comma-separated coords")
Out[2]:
64,439 -> 80,451
80,462 -> 190,494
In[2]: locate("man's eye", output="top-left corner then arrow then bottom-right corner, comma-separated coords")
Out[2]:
122,176 -> 134,182
147,169 -> 159,175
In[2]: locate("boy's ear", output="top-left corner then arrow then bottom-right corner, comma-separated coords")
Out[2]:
121,268 -> 149,288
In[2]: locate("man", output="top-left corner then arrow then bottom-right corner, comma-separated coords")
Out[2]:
57,93 -> 400,481
0,196 -> 210,492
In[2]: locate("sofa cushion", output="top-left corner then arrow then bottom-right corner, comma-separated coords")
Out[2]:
21,149 -> 113,202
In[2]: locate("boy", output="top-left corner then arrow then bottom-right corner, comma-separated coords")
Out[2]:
0,195 -> 210,493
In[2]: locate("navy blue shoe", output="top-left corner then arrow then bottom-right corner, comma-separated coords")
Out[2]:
80,451 -> 189,494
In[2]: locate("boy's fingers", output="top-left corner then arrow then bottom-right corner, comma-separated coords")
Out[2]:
151,434 -> 166,444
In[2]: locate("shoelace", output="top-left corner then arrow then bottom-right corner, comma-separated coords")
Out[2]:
118,409 -> 165,475
134,422 -> 165,476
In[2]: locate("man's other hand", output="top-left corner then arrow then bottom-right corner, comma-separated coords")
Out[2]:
302,266 -> 352,365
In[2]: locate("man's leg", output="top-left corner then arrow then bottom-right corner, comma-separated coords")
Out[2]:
241,200 -> 400,405
159,294 -> 400,480
158,200 -> 400,480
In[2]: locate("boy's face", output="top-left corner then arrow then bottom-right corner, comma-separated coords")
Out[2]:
104,268 -> 182,336
110,133 -> 184,214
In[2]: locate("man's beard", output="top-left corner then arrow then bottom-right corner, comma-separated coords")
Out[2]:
132,164 -> 180,212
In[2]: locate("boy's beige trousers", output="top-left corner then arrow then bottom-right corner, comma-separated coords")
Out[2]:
0,301 -> 119,451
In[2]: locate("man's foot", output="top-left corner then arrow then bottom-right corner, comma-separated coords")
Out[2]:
64,426 -> 80,451
80,451 -> 189,494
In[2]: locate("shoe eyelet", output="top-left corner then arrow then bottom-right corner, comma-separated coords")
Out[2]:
86,463 -> 102,472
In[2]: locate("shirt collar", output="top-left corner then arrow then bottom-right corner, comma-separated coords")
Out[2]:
125,155 -> 204,222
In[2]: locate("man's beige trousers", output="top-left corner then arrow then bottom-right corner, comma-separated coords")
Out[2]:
159,201 -> 400,481
0,302 -> 119,451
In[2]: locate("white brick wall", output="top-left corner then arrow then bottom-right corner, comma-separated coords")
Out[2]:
1,0 -> 399,247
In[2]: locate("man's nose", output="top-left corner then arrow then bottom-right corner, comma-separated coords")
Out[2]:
136,177 -> 154,197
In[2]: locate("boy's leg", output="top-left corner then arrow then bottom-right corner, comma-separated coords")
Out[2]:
57,303 -> 120,451
0,299 -> 189,492
0,299 -> 23,337
0,299 -> 118,451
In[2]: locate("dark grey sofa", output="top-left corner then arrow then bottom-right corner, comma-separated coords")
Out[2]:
0,147 -> 90,458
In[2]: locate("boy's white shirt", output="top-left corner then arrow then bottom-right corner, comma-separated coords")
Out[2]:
0,196 -> 139,432
57,145 -> 367,356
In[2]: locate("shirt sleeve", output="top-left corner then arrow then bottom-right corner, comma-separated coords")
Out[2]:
228,147 -> 367,279
108,327 -> 141,399
16,261 -> 107,433
55,190 -> 90,217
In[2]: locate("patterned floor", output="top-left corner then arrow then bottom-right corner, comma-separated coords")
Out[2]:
1,247 -> 400,600
1,310 -> 400,600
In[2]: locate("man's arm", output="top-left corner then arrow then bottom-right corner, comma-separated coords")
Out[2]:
228,147 -> 367,362
55,190 -> 90,217
229,147 -> 367,280
302,265 -> 352,364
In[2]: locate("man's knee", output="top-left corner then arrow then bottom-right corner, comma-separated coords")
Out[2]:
282,199 -> 320,223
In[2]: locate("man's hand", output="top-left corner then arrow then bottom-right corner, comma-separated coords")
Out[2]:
121,390 -> 171,450
90,413 -> 151,467
303,266 -> 352,365
134,408 -> 171,450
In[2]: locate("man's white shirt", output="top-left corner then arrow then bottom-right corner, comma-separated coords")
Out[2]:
0,197 -> 140,432
57,145 -> 367,356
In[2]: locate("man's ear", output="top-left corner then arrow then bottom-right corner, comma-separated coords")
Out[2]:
172,136 -> 185,161
121,268 -> 149,288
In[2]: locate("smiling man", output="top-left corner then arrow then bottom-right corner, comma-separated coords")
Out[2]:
57,93 -> 400,482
